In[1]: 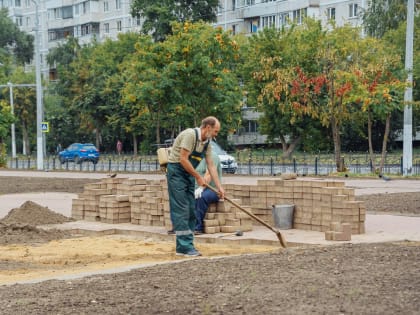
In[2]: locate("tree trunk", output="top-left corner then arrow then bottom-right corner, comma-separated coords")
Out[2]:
283,135 -> 301,159
279,135 -> 289,154
95,129 -> 101,150
22,123 -> 30,155
132,134 -> 138,156
155,115 -> 161,145
331,117 -> 344,172
367,109 -> 377,172
378,113 -> 391,173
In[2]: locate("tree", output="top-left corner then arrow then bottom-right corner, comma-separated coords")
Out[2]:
0,100 -> 14,166
352,36 -> 406,172
122,22 -> 243,149
256,20 -> 405,172
240,26 -> 330,158
0,68 -> 37,155
362,0 -> 409,38
45,37 -> 83,150
130,0 -> 219,42
48,34 -> 138,150
0,8 -> 34,65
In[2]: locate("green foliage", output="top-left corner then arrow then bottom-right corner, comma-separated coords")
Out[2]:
0,100 -> 14,166
0,100 -> 14,139
0,8 -> 34,64
130,0 -> 219,42
361,0 -> 417,39
122,22 -> 243,147
244,19 -> 405,171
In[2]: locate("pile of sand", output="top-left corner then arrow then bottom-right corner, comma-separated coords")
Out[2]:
0,201 -> 74,226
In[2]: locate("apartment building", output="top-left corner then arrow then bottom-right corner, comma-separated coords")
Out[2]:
215,0 -> 364,34
1,0 -> 142,77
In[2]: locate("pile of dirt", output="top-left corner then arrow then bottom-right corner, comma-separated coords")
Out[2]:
0,201 -> 74,245
0,222 -> 73,245
0,200 -> 74,226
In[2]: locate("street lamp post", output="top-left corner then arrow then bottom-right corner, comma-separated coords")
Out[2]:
7,82 -> 16,158
31,0 -> 44,170
403,0 -> 414,176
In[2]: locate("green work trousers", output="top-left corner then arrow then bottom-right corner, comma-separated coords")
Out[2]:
167,163 -> 196,253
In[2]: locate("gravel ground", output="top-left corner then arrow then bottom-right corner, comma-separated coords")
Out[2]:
0,176 -> 418,314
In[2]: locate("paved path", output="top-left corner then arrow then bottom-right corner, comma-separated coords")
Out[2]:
1,169 -> 420,195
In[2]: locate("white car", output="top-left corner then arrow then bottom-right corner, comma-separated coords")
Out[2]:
210,141 -> 238,174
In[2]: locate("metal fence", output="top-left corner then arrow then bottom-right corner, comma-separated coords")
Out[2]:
5,153 -> 420,176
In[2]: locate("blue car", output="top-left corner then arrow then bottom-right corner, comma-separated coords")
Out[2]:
59,143 -> 100,164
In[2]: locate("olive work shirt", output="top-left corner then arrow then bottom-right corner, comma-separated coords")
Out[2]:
168,128 -> 212,164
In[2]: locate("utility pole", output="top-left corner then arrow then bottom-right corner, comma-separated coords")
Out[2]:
31,0 -> 44,170
403,0 -> 414,176
8,82 -> 16,158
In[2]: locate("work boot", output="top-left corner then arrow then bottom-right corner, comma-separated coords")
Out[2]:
176,249 -> 202,257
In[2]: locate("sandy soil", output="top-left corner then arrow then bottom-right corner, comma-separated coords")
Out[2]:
0,176 -> 419,314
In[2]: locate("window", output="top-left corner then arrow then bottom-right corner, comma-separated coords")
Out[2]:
26,16 -> 30,26
104,1 -> 108,12
48,30 -> 58,41
116,0 -> 121,10
81,24 -> 89,36
279,13 -> 289,27
104,23 -> 109,33
14,0 -> 21,7
15,16 -> 22,26
349,3 -> 358,18
292,8 -> 307,24
262,15 -> 276,28
82,1 -> 89,14
327,7 -> 335,21
54,8 -> 62,19
117,20 -> 122,31
62,6 -> 73,19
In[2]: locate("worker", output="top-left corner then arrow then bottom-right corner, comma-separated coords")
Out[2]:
194,151 -> 222,235
166,116 -> 225,257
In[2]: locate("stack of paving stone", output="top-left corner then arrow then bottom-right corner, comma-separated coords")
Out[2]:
203,199 -> 253,234
325,222 -> 352,241
225,178 -> 365,234
72,181 -> 113,221
116,178 -> 166,227
99,194 -> 130,224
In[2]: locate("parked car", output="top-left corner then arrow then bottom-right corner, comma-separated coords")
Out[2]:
58,143 -> 100,164
210,141 -> 237,174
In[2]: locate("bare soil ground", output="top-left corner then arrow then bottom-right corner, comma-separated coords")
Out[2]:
0,176 -> 419,314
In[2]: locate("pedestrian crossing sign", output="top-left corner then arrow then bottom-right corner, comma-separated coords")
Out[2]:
41,122 -> 49,133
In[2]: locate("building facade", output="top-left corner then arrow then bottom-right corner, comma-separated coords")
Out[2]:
215,0 -> 364,35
